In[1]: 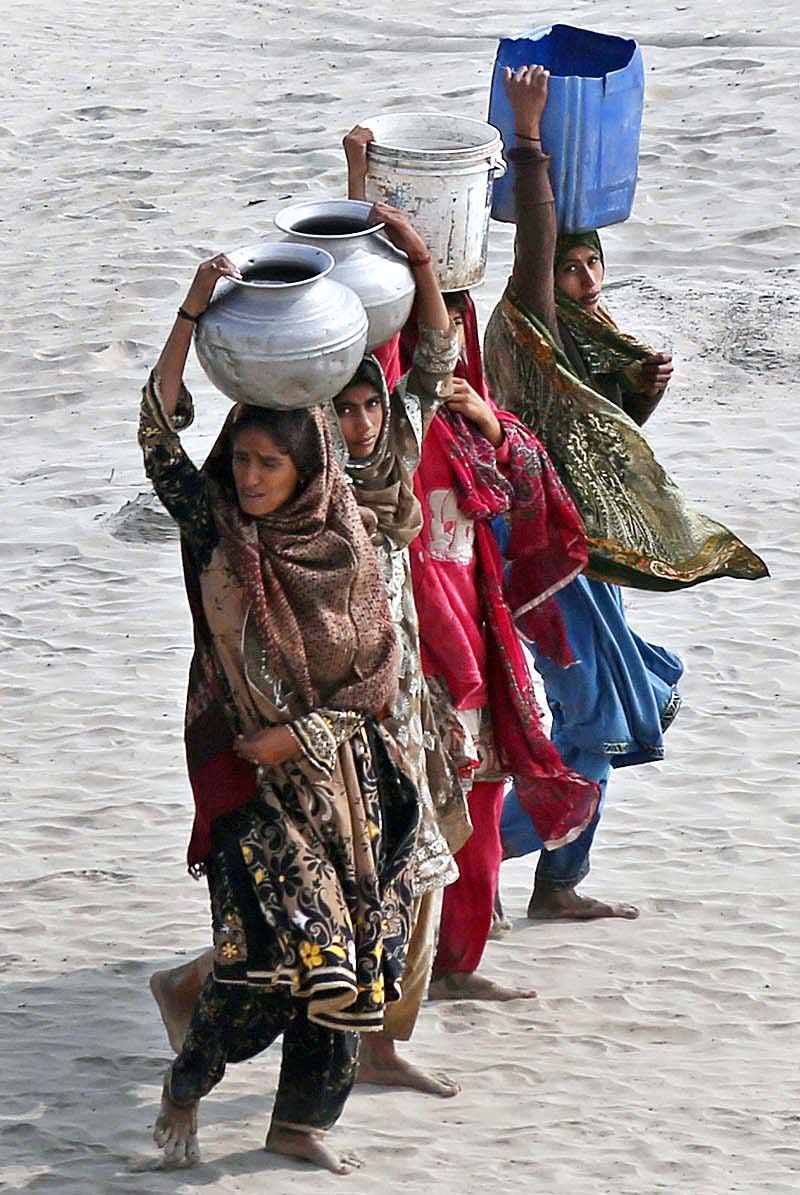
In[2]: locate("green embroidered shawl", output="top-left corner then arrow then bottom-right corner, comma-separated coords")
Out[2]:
483,290 -> 768,591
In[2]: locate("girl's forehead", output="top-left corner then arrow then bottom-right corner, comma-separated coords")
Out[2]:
337,382 -> 382,404
560,245 -> 596,263
234,426 -> 284,452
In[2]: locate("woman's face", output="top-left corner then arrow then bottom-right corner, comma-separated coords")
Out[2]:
334,381 -> 384,458
448,307 -> 467,357
556,245 -> 604,312
231,427 -> 301,516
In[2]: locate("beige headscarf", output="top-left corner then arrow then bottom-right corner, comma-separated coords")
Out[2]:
339,357 -> 422,550
203,403 -> 398,715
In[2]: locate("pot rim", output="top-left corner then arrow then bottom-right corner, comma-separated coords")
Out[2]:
224,242 -> 336,289
274,198 -> 384,241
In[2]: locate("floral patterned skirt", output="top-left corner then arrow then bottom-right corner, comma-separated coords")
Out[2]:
207,721 -> 418,1032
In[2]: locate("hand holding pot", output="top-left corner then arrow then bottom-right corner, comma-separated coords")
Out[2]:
182,254 -> 243,319
369,202 -> 450,337
369,202 -> 430,265
154,255 -> 243,419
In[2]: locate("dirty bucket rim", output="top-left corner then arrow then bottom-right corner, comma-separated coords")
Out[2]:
362,111 -> 503,159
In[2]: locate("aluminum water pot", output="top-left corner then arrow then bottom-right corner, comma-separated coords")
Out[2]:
194,243 -> 368,409
274,199 -> 416,352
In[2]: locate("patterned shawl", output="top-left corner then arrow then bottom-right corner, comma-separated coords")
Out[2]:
554,230 -> 659,394
142,377 -> 419,1030
175,402 -> 398,870
400,293 -> 589,655
484,289 -> 769,591
340,353 -> 472,864
421,405 -> 599,847
202,404 -> 398,713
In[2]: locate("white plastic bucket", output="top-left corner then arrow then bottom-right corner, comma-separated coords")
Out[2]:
362,113 -> 506,291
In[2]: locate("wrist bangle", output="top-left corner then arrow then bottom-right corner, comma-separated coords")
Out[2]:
177,306 -> 201,323
516,134 -> 542,142
409,254 -> 432,268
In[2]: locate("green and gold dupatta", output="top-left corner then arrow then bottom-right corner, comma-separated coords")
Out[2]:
483,290 -> 768,592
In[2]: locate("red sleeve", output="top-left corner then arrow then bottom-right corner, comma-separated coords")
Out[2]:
371,333 -> 403,390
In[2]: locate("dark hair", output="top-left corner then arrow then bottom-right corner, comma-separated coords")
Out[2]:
228,404 -> 320,480
335,358 -> 379,399
443,290 -> 467,313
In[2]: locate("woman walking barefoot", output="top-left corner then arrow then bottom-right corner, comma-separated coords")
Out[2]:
141,254 -> 417,1173
393,295 -> 598,1001
485,66 -> 767,920
348,124 -> 600,995
151,205 -> 466,1100
332,203 -> 468,1094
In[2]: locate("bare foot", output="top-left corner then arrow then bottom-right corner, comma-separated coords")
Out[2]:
527,887 -> 639,921
150,949 -> 213,1054
427,972 -> 537,1002
153,1071 -> 200,1166
356,1033 -> 460,1097
488,911 -> 513,940
265,1125 -> 362,1175
489,889 -> 512,940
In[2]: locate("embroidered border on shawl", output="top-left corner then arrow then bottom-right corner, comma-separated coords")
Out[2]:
214,963 -> 399,1032
290,711 -> 365,775
602,686 -> 682,757
512,561 -> 585,622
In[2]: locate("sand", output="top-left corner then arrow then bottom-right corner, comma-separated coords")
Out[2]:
2,0 -> 798,1191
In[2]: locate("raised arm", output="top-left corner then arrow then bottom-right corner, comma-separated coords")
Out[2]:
140,256 -> 241,556
371,202 -> 450,335
154,255 -> 242,417
504,65 -> 561,342
373,203 -> 459,435
343,125 -> 373,201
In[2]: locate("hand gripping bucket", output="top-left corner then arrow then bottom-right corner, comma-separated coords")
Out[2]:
489,24 -> 644,232
363,113 -> 506,291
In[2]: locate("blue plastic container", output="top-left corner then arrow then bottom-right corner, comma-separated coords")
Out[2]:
489,24 -> 644,231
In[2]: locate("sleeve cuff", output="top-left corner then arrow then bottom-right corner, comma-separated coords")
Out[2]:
507,146 -> 551,164
144,370 -> 195,434
412,322 -> 460,376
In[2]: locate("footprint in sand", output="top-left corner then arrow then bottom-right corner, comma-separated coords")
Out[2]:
690,56 -> 765,72
73,104 -> 148,121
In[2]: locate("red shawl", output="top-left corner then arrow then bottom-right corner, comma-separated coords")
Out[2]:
395,294 -> 598,849
372,335 -> 403,391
